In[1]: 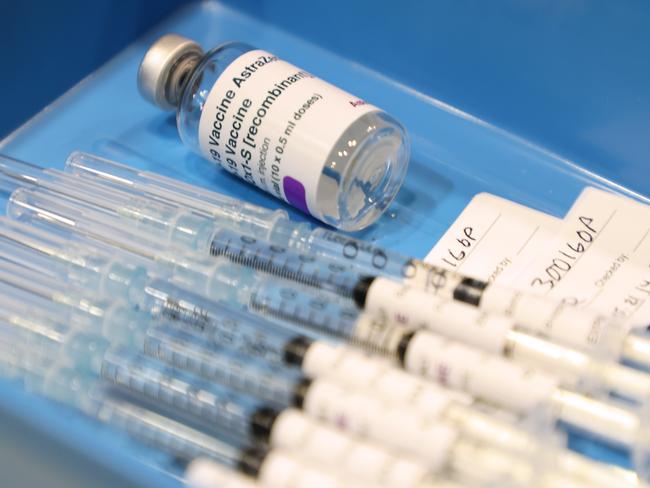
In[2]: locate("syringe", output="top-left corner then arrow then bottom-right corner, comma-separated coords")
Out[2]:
0,217 -> 571,417
0,226 -> 644,458
54,155 -> 648,484
0,214 -> 641,450
0,316 -> 614,488
0,240 -> 639,486
66,283 -> 638,454
62,152 -> 650,369
0,256 -> 528,446
104,350 -> 449,483
0,258 -> 498,480
216,262 -> 650,405
0,302 -> 427,488
7,155 -> 648,376
347,276 -> 650,403
0,159 -> 361,298
144,324 -> 639,488
0,268 -> 313,413
0,308 -> 541,488
0,337 -> 365,488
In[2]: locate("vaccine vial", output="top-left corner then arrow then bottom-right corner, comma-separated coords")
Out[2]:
138,34 -> 410,230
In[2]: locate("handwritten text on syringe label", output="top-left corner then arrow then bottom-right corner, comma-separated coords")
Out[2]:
424,193 -> 560,284
512,187 -> 650,326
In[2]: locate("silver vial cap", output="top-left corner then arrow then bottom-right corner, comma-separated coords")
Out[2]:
138,34 -> 203,111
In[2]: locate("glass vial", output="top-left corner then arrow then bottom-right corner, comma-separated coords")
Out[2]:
138,34 -> 410,231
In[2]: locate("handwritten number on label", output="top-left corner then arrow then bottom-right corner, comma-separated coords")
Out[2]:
530,216 -> 597,291
441,227 -> 476,268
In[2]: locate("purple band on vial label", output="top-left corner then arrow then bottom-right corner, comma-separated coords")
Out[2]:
283,176 -> 310,215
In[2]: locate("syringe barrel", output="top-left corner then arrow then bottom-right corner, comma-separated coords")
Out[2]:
144,324 -> 303,407
289,227 -> 480,302
142,278 -> 312,367
101,348 -> 264,442
0,324 -> 256,472
249,278 -> 360,339
249,279 -> 411,358
298,227 -> 414,279
98,397 -> 246,469
208,227 -> 361,297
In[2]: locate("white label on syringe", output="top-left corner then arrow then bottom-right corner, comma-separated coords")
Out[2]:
402,332 -> 558,413
478,287 -> 620,351
198,49 -> 376,218
424,193 -> 560,283
259,449 -> 360,488
186,459 -> 258,488
364,277 -> 512,354
513,188 -> 650,309
300,341 -> 463,416
301,379 -> 457,468
271,409 -> 428,485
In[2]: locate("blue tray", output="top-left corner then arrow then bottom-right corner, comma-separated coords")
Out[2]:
0,1 -> 643,485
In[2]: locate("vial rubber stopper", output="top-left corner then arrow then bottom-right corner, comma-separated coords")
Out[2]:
138,33 -> 203,110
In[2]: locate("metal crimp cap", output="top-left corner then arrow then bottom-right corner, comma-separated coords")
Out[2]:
137,33 -> 203,111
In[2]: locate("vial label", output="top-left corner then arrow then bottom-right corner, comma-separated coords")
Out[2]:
198,50 -> 377,218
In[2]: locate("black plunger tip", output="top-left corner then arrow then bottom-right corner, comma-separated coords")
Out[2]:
352,276 -> 375,308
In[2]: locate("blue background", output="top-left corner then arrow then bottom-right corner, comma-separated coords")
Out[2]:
0,1 -> 648,486
2,1 -> 649,195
